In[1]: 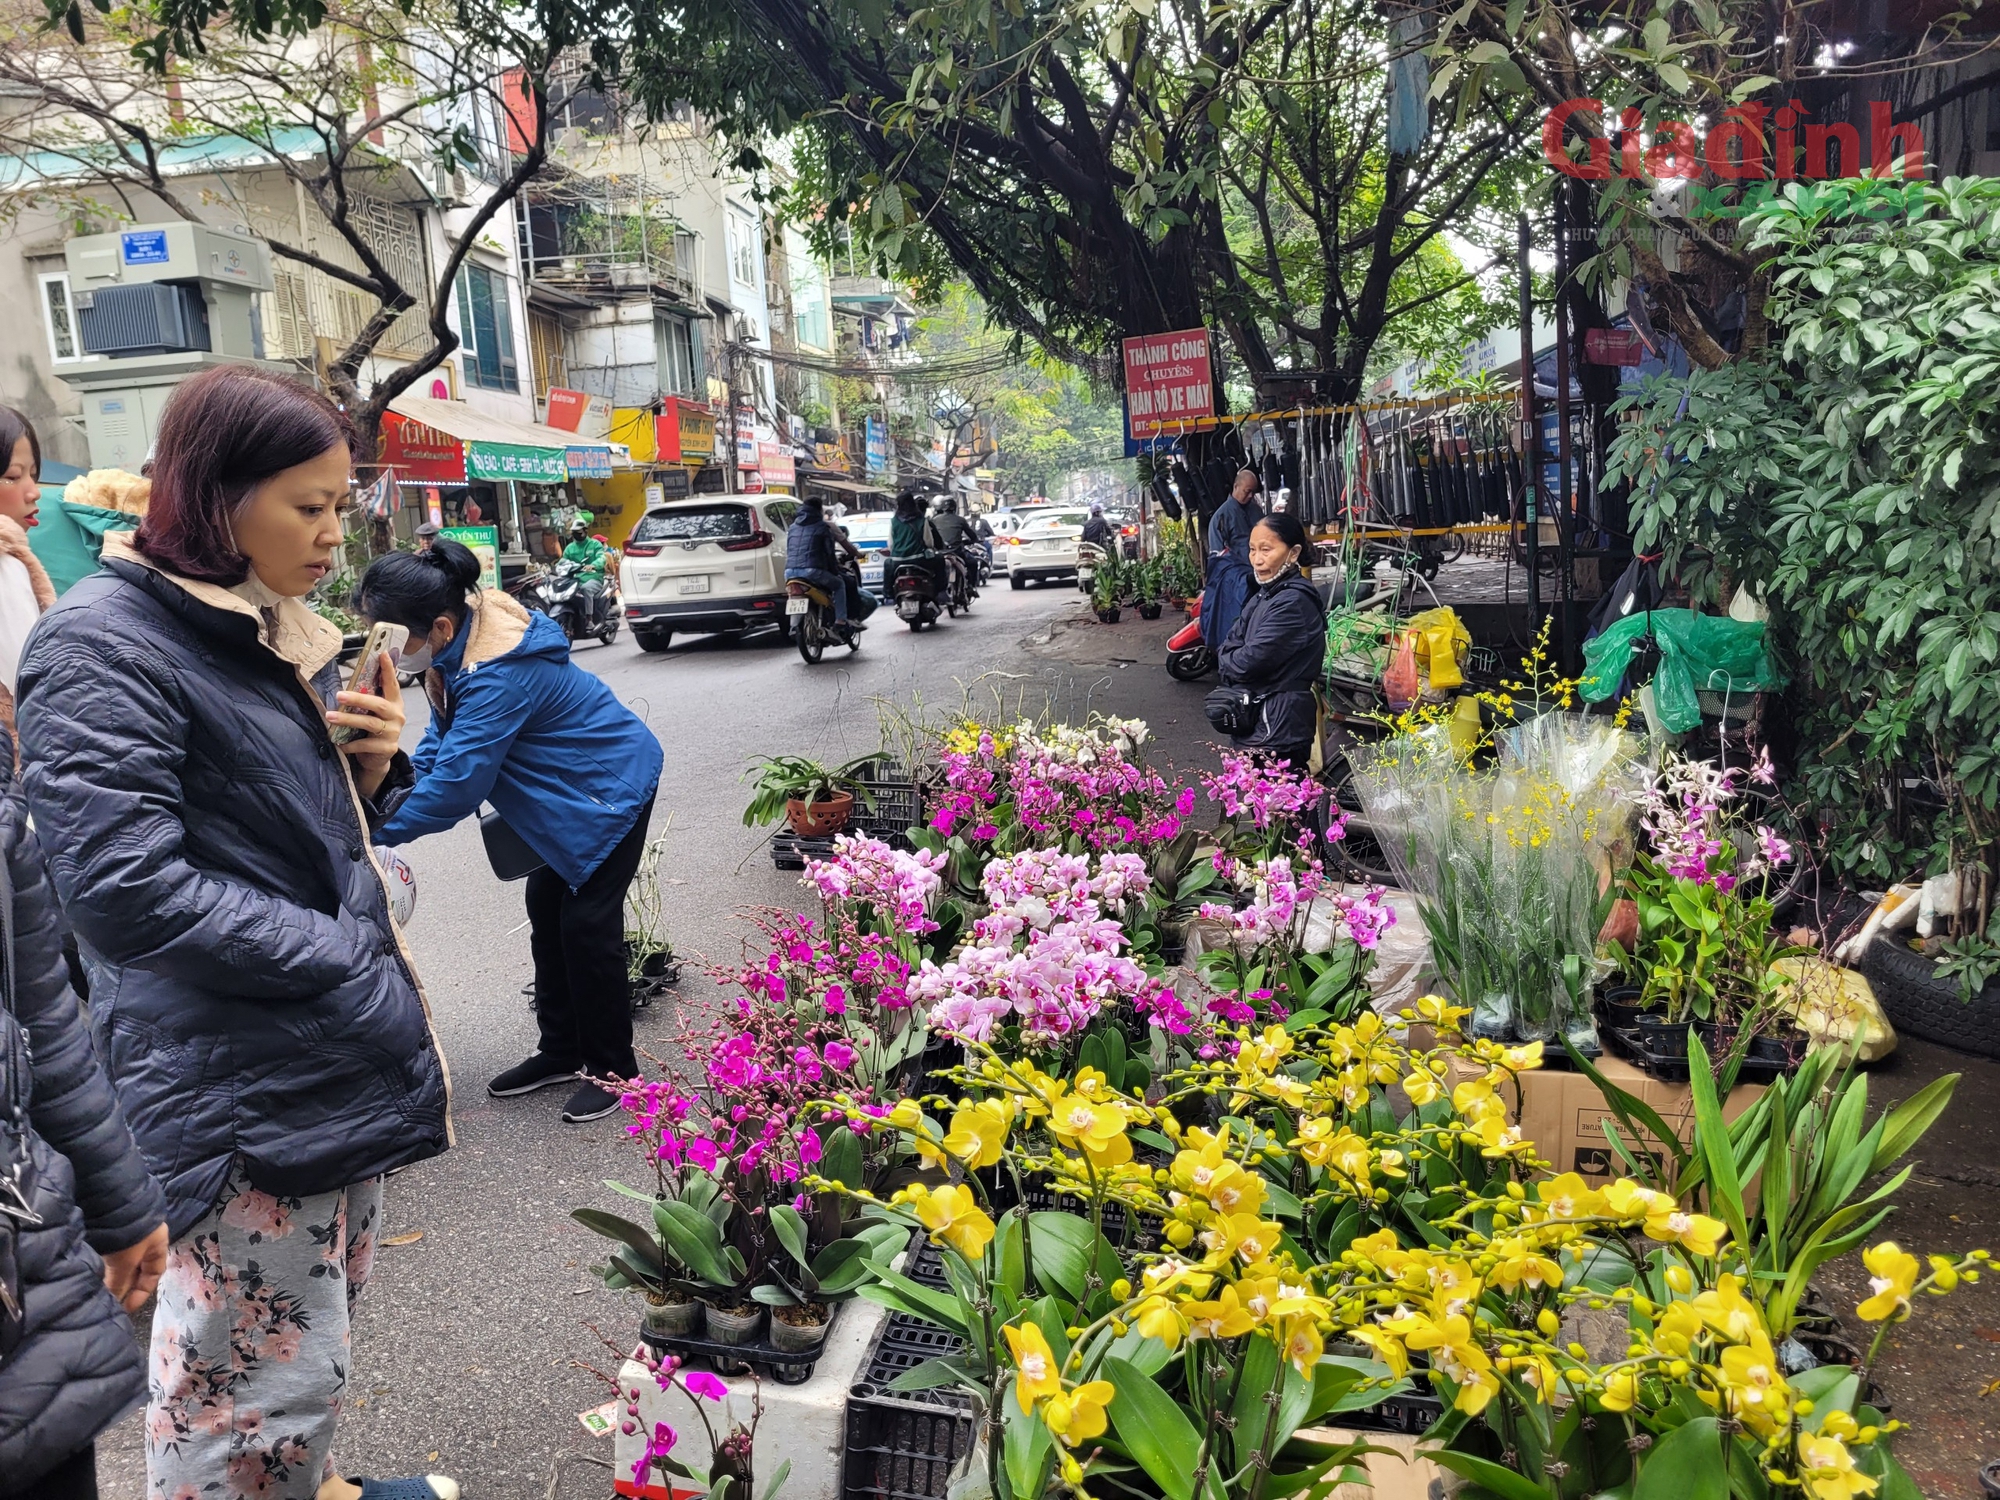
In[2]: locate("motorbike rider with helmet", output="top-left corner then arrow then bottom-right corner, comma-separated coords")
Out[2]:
785,495 -> 868,642
927,496 -> 979,599
561,512 -> 610,629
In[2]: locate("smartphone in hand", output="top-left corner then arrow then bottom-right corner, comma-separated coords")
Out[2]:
331,622 -> 409,745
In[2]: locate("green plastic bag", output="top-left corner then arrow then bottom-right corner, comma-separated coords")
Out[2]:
1579,608 -> 1784,733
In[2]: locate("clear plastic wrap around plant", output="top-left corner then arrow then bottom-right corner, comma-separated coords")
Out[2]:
1349,713 -> 1648,1041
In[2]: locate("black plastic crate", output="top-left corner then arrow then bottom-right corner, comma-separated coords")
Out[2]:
1337,1389 -> 1446,1435
769,764 -> 926,870
843,1388 -> 976,1500
846,1303 -> 977,1500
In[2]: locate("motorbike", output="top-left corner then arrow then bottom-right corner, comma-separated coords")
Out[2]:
1077,540 -> 1107,595
942,550 -> 977,615
786,571 -> 861,664
1165,592 -> 1215,681
520,557 -> 619,646
890,557 -> 943,630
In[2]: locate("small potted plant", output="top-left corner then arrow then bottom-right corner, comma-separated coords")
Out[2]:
1135,557 -> 1165,620
754,1205 -> 906,1370
1091,554 -> 1124,623
572,1172 -> 739,1342
741,753 -> 884,837
625,835 -> 680,1004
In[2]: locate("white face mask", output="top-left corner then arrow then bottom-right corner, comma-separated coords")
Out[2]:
398,638 -> 435,674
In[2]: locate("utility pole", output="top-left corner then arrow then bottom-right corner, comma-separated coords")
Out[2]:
1518,212 -> 1542,640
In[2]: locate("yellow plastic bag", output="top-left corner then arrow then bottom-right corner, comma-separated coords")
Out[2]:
1768,956 -> 1898,1062
1404,607 -> 1472,691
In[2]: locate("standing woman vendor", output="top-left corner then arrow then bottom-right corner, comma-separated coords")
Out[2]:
1215,510 -> 1326,771
352,539 -> 663,1123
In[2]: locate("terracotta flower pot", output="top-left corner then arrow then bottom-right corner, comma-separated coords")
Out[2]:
785,791 -> 854,836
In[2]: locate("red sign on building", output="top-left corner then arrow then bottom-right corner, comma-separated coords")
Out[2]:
758,440 -> 796,486
1122,327 -> 1215,441
544,387 -> 590,432
379,412 -> 465,484
1584,327 -> 1650,366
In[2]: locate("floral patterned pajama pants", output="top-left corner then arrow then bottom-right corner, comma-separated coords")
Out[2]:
145,1161 -> 382,1500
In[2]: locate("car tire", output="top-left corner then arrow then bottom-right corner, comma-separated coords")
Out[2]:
635,629 -> 672,653
1857,935 -> 2000,1059
1011,574 -> 1027,591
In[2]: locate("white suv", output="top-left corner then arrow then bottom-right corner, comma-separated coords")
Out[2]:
620,497 -> 798,652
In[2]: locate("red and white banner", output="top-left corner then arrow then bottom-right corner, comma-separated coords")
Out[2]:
1122,327 -> 1215,441
379,411 -> 465,484
759,440 -> 796,486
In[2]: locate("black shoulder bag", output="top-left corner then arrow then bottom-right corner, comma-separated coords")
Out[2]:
0,849 -> 38,1365
1203,685 -> 1264,737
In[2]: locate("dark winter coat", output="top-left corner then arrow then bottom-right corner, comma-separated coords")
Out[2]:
15,533 -> 449,1241
0,771 -> 166,1487
1217,569 -> 1326,758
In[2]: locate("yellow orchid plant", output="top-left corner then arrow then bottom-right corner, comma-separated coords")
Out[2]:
814,1001 -> 1975,1500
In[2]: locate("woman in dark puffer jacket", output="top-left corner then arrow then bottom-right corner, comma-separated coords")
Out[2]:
1216,510 -> 1327,771
0,759 -> 169,1500
16,366 -> 454,1500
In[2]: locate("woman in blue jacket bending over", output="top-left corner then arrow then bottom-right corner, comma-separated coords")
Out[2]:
350,538 -> 663,1124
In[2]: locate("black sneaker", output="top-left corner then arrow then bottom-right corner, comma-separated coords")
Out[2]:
561,1080 -> 624,1123
487,1055 -> 578,1097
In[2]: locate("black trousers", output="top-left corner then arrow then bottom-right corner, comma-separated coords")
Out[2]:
525,795 -> 655,1078
7,1444 -> 97,1500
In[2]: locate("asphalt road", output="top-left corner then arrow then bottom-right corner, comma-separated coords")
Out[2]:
92,576 -> 1226,1500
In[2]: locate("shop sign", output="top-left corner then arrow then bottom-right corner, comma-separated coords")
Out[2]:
439,524 -> 502,591
735,407 -> 759,469
865,416 -> 890,477
467,441 -> 567,484
656,398 -> 716,463
1584,328 -> 1649,366
651,467 -> 691,499
815,441 -> 849,473
565,446 -> 615,479
1121,326 -> 1215,441
544,387 -> 590,431
742,469 -> 765,493
380,411 -> 465,484
759,441 -> 796,485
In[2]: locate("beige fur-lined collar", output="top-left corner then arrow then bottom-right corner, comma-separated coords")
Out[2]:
103,530 -> 344,679
0,516 -> 56,613
457,587 -> 531,673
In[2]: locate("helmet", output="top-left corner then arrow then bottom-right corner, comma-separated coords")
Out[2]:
374,846 -> 418,927
569,510 -> 594,534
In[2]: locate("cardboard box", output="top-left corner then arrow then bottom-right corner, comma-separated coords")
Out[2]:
1448,1053 -> 1763,1183
1296,1425 -> 1452,1500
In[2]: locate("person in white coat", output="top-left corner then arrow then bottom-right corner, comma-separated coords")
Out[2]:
0,408 -> 57,737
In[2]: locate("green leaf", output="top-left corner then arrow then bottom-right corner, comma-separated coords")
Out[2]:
654,1200 -> 737,1287
1686,1032 -> 1752,1254
759,1459 -> 792,1500
769,1204 -> 811,1269
889,1355 -> 978,1393
818,1128 -> 864,1191
1871,1072 -> 1957,1172
570,1208 -> 667,1278
1428,1451 -> 1551,1500
1104,1356 -> 1213,1500
1026,1211 -> 1095,1301
1633,1415 -> 1727,1500
1003,1385 -> 1054,1500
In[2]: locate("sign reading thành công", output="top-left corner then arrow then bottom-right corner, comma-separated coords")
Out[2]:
1122,327 -> 1214,443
